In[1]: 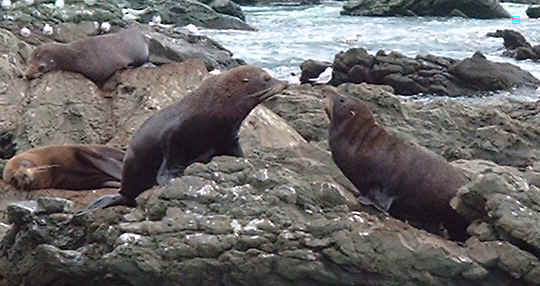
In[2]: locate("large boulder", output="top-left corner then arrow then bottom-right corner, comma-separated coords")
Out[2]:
341,0 -> 511,19
526,5 -> 540,19
1,153 -> 540,285
326,48 -> 540,97
262,83 -> 540,170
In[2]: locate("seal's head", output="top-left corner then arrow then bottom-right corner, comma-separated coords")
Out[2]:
3,158 -> 39,190
203,65 -> 288,124
323,86 -> 374,126
25,44 -> 62,80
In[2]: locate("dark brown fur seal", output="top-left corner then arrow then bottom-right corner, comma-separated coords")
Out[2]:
81,65 -> 288,212
25,29 -> 150,88
324,87 -> 470,241
3,144 -> 124,191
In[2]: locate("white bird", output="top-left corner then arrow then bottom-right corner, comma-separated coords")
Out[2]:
100,22 -> 111,33
42,24 -> 53,35
1,0 -> 11,9
308,67 -> 333,85
149,14 -> 162,26
19,27 -> 31,37
55,0 -> 64,8
184,24 -> 200,35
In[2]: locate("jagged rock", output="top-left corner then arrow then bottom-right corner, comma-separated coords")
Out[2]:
341,0 -> 511,19
137,0 -> 253,30
527,5 -> 540,18
263,83 -> 540,170
0,0 -> 251,31
487,29 -> 539,61
199,0 -> 246,20
1,154 -> 540,285
326,48 -> 540,96
452,160 -> 540,259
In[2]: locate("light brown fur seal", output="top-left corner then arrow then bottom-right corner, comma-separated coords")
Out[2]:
25,28 -> 150,88
3,145 -> 124,191
80,65 -> 288,212
324,87 -> 470,241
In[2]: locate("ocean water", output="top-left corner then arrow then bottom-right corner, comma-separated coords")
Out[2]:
199,2 -> 540,99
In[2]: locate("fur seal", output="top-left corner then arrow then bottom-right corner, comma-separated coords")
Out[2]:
81,65 -> 288,212
324,87 -> 470,241
25,28 -> 150,88
3,145 -> 124,191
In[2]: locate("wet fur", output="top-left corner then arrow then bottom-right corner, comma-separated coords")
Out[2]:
3,145 -> 124,191
325,87 -> 470,241
25,29 -> 149,87
82,65 -> 287,211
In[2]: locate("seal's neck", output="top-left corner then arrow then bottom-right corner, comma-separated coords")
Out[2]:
53,44 -> 81,72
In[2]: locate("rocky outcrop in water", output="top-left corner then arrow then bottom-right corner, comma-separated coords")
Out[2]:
527,5 -> 540,18
341,0 -> 511,19
0,0 -> 253,31
311,48 -> 540,97
487,29 -> 540,61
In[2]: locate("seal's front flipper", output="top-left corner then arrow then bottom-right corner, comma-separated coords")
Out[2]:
76,194 -> 136,216
358,187 -> 397,214
156,158 -> 186,186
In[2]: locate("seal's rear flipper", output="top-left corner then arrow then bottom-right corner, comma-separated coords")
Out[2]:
75,147 -> 125,181
76,194 -> 136,215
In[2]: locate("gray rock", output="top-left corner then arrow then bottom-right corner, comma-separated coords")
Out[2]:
7,200 -> 37,225
0,0 -> 251,31
342,0 -> 511,19
327,48 -> 539,96
452,160 -> 540,256
200,0 -> 246,20
526,5 -> 540,18
3,154 -> 540,285
36,197 -> 74,214
137,0 -> 253,30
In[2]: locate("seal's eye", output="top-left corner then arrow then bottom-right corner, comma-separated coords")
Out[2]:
38,64 -> 47,72
20,159 -> 34,168
339,98 -> 345,103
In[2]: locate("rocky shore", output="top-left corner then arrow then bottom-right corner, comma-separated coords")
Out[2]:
1,2 -> 540,286
300,48 -> 540,97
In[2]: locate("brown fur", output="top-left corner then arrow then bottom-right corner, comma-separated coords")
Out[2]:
81,65 -> 288,211
25,28 -> 149,87
3,145 -> 124,191
324,86 -> 470,241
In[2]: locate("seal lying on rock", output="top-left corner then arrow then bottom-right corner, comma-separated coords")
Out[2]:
3,145 -> 124,191
324,86 -> 470,241
81,65 -> 288,212
25,28 -> 151,88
